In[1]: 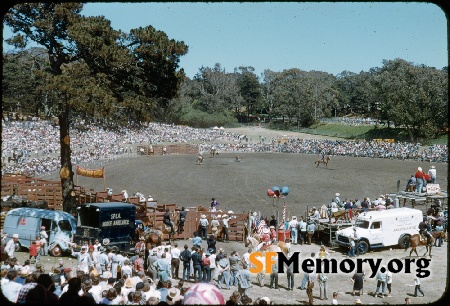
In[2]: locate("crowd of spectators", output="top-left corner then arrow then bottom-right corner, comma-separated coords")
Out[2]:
1,118 -> 447,177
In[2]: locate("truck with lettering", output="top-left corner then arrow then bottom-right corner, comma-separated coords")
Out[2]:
335,207 -> 423,254
74,202 -> 136,252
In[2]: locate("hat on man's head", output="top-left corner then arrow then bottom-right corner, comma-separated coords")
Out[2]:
269,226 -> 275,229
253,212 -> 258,216
418,167 -> 422,171
166,287 -> 182,305
222,214 -> 228,218
218,248 -> 224,253
355,298 -> 362,305
292,216 -> 297,220
20,267 -> 31,276
335,193 -> 340,196
200,214 -> 206,218
140,236 -> 145,241
261,297 -> 271,304
263,227 -> 270,234
12,234 -> 19,238
431,165 -> 435,169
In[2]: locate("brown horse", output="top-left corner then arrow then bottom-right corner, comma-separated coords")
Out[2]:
315,155 -> 331,168
210,149 -> 219,157
405,234 -> 435,257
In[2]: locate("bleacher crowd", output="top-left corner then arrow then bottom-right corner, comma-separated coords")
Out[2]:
1,118 -> 448,177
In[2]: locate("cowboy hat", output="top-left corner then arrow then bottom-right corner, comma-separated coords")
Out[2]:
121,190 -> 127,193
125,278 -> 134,288
291,216 -> 297,220
261,297 -> 271,304
166,287 -> 181,304
217,214 -> 222,218
354,298 -> 362,304
12,234 -> 19,238
335,193 -> 340,196
418,167 -> 422,171
218,248 -> 224,253
200,214 -> 206,218
139,236 -> 145,240
431,165 -> 435,169
269,226 -> 275,229
222,214 -> 228,218
227,210 -> 234,214
262,228 -> 270,234
253,212 -> 258,216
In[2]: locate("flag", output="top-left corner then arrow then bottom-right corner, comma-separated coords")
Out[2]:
257,218 -> 266,236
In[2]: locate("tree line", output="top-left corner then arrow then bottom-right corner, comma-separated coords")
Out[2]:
2,3 -> 448,212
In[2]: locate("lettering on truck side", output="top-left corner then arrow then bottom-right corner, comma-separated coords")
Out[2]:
101,219 -> 130,227
393,226 -> 417,232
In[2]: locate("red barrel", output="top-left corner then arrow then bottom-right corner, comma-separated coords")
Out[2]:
277,230 -> 290,242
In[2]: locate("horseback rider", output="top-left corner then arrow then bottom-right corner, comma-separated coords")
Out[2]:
418,217 -> 432,245
320,148 -> 326,162
163,208 -> 175,233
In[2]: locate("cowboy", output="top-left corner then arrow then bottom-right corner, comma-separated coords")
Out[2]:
428,165 -> 437,184
199,214 -> 209,239
163,208 -> 175,233
178,207 -> 187,233
320,148 -> 326,162
418,217 -> 432,245
211,215 -> 221,238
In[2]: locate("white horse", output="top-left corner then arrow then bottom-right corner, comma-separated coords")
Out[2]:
245,236 -> 282,253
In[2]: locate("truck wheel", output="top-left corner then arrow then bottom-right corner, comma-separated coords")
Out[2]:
356,241 -> 369,255
49,245 -> 62,257
14,242 -> 22,252
398,235 -> 410,249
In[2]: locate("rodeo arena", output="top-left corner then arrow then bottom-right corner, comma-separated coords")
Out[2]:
0,117 -> 448,305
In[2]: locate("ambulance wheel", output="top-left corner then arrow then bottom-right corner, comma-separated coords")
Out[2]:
356,241 -> 369,255
398,235 -> 410,249
14,242 -> 22,252
50,245 -> 62,257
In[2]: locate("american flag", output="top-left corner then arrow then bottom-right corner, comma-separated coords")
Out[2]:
256,218 -> 266,235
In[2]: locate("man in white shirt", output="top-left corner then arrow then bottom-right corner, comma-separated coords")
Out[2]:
428,165 -> 436,184
289,216 -> 299,244
71,245 -> 92,274
39,226 -> 49,256
1,270 -> 23,303
5,234 -> 19,259
170,243 -> 181,279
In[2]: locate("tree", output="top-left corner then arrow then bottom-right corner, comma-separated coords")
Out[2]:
5,3 -> 188,213
235,66 -> 262,122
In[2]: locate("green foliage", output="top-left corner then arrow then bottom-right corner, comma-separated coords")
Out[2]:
178,106 -> 237,128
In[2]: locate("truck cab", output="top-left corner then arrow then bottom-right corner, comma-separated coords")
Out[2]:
335,207 -> 423,254
74,202 -> 136,252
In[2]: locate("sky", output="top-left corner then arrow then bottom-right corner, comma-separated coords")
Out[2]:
3,2 -> 448,79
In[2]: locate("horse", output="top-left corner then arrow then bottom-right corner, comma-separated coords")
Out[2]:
315,155 -> 331,168
8,151 -> 23,164
430,230 -> 446,246
405,234 -> 435,257
196,155 -> 204,165
210,148 -> 219,157
245,236 -> 282,253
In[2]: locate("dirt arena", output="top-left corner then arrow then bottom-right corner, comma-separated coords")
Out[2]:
29,127 -> 449,304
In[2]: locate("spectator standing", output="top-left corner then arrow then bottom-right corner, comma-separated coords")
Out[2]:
39,226 -> 48,256
217,254 -> 231,290
285,259 -> 295,291
180,244 -> 192,281
154,253 -> 171,282
5,233 -> 19,259
414,276 -> 425,297
415,167 -> 426,193
351,271 -> 365,296
199,214 -> 209,239
71,245 -> 92,274
202,252 -> 212,282
307,267 -> 316,305
386,270 -> 393,297
374,266 -> 388,298
289,216 -> 299,244
306,220 -> 316,245
434,221 -> 444,247
170,243 -> 181,279
211,216 -> 221,238
236,263 -> 252,296
192,231 -> 202,248
191,247 -> 203,283
269,255 -> 278,289
222,214 -> 230,242
428,165 -> 436,184
318,268 -> 329,300
298,217 -> 307,245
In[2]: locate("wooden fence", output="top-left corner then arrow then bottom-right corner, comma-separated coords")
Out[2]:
137,144 -> 199,156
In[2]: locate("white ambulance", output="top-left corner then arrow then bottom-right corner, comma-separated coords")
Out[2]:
335,207 -> 423,254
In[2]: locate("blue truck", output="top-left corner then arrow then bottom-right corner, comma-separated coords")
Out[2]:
74,202 -> 137,252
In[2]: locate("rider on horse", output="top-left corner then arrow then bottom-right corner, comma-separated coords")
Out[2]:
163,208 -> 175,233
320,148 -> 326,162
418,217 -> 432,245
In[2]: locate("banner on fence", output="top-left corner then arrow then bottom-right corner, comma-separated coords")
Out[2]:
76,166 -> 106,190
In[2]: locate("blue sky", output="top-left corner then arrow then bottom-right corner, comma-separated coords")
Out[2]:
3,2 -> 447,79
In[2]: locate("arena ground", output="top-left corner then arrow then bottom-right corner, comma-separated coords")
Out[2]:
24,126 -> 449,304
